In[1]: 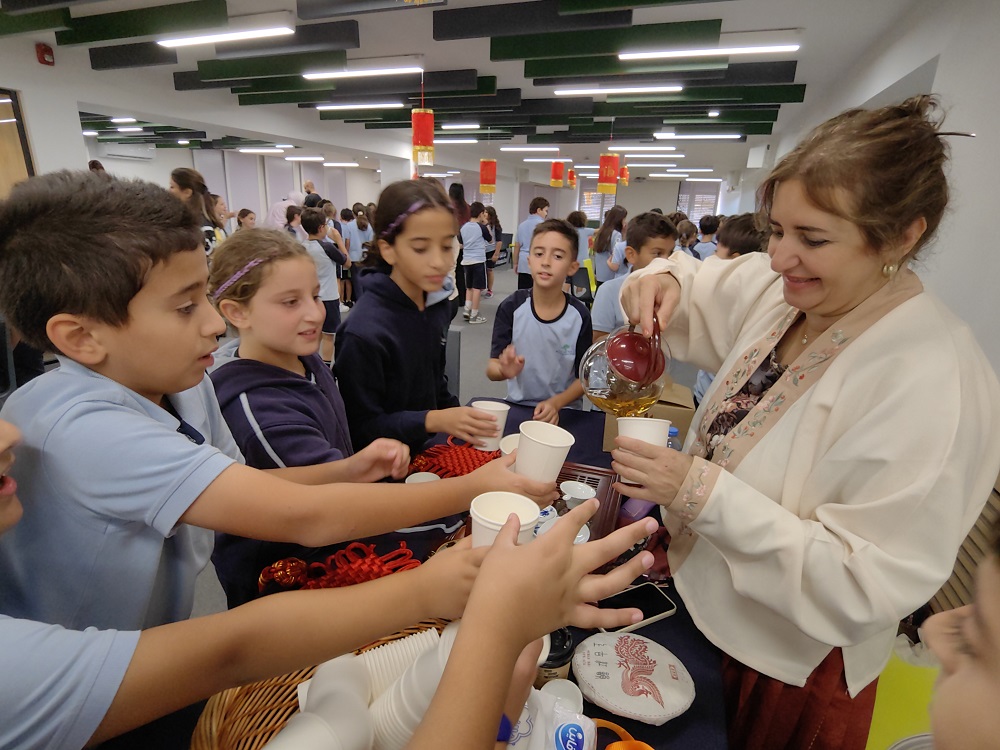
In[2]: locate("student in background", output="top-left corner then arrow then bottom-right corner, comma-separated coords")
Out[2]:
320,202 -> 350,307
484,205 -> 503,299
693,214 -> 720,259
592,205 -> 627,287
674,219 -> 700,258
566,211 -> 595,269
340,206 -> 359,305
284,205 -> 304,242
0,413 -> 656,749
460,201 -> 490,325
236,209 -> 256,230
301,208 -> 347,361
211,193 -> 235,234
591,212 -> 677,341
513,197 -> 549,290
336,180 -> 504,454
169,167 -> 224,258
449,184 -> 471,313
488,219 -> 592,425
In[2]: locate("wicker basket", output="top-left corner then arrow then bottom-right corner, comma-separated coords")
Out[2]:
190,619 -> 449,750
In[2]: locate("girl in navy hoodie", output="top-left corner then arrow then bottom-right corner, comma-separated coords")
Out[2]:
335,180 -> 499,454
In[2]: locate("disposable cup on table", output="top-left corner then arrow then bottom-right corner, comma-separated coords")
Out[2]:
470,400 -> 510,451
470,491 -> 540,547
514,421 -> 575,482
499,433 -> 520,457
616,417 -> 671,447
560,480 -> 597,510
404,472 -> 440,484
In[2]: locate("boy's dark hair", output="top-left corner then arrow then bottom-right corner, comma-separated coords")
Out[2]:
667,211 -> 688,226
528,197 -> 549,215
317,198 -> 331,209
285,205 -> 302,225
469,201 -> 486,219
0,171 -> 203,352
717,213 -> 766,256
698,214 -> 720,235
301,207 -> 327,236
531,218 -> 579,259
626,212 -> 678,251
340,207 -> 354,222
566,210 -> 587,228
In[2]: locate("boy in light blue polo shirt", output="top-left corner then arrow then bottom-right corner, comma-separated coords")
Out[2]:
513,196 -> 549,290
0,171 -> 552,635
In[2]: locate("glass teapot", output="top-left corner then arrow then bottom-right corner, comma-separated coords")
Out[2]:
580,321 -> 671,417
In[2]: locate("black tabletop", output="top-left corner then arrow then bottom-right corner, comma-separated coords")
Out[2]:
465,400 -> 727,750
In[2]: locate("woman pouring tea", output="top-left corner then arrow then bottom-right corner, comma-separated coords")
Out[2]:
614,95 -> 1000,749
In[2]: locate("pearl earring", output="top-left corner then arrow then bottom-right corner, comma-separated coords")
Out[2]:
882,263 -> 898,279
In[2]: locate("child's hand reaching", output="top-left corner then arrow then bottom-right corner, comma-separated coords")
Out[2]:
532,398 -> 560,425
466,453 -> 558,508
345,438 -> 411,483
427,407 -> 498,447
497,345 -> 526,380
412,537 -> 490,620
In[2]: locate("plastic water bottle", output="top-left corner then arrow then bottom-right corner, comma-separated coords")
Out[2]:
667,425 -> 682,451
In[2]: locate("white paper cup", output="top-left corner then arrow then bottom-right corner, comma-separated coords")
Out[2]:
470,492 -> 540,547
263,711 -> 341,750
560,480 -> 597,510
470,400 -> 510,452
499,433 -> 520,456
514,421 -> 575,482
404,472 -> 440,484
358,628 -> 440,700
540,679 -> 585,714
617,417 -> 671,447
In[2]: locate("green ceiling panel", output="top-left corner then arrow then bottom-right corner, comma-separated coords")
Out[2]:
414,77 -> 498,98
199,51 -> 347,81
558,0 -> 727,12
658,109 -> 780,124
238,90 -> 339,106
492,19 -> 720,61
610,84 -> 806,105
524,55 -> 728,78
0,7 -> 70,36
231,77 -> 342,94
55,0 -> 228,46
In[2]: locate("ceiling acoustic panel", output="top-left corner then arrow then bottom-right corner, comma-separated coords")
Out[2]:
238,70 -> 481,96
531,61 -> 798,88
298,0 -> 445,20
198,50 -> 347,81
173,70 -> 247,91
0,6 -> 70,36
524,56 -> 729,79
214,21 -> 360,60
433,0 -> 631,41
89,41 -> 177,70
608,83 -> 806,105
558,0 -> 733,12
491,19 -> 720,61
55,0 -> 228,46
1,0 -> 102,12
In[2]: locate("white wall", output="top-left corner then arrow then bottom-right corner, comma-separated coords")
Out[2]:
344,168 -> 381,207
616,179 -> 681,219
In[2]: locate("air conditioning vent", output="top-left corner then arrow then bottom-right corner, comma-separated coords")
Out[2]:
97,142 -> 155,161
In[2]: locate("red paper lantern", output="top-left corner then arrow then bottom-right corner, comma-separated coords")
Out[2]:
550,161 -> 565,188
619,165 -> 630,187
567,168 -> 577,189
479,158 -> 497,194
598,153 -> 620,195
411,109 -> 434,166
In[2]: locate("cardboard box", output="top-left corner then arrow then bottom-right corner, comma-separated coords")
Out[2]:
602,381 -> 696,452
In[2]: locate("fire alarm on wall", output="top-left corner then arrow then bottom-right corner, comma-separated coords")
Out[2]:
35,42 -> 54,66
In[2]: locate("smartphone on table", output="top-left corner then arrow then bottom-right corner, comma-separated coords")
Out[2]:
597,582 -> 677,634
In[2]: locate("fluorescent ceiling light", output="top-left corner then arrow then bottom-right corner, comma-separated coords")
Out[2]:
668,167 -> 712,172
158,12 -> 295,48
240,148 -> 285,154
0,98 -> 11,104
686,177 -> 723,182
304,56 -> 423,81
653,132 -> 742,140
578,174 -> 599,179
304,65 -> 423,81
117,130 -> 154,136
573,164 -> 599,169
554,84 -> 683,96
323,162 -> 359,167
523,158 -> 572,162
110,117 -> 136,123
609,145 -> 675,152
500,146 -> 559,152
177,140 -> 190,145
441,123 -> 479,130
0,118 -> 16,124
285,156 -> 325,161
626,163 -> 678,168
274,144 -> 295,148
316,102 -> 404,111
117,126 -> 143,132
421,173 -> 452,178
649,173 -> 689,178
447,170 -> 461,174
434,138 -> 478,144
623,153 -> 683,159
82,130 -> 98,136
619,44 -> 800,61
708,110 -> 720,117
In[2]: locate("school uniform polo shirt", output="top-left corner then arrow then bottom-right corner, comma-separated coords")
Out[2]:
515,214 -> 545,271
0,357 -> 243,632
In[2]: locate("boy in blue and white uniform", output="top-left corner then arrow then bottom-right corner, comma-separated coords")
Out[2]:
488,219 -> 592,424
512,196 -> 549,290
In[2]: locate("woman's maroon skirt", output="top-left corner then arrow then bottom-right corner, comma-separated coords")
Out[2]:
722,648 -> 878,750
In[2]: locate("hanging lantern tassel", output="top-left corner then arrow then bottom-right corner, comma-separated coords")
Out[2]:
567,168 -> 577,189
479,158 -> 497,194
550,161 -> 565,188
619,165 -> 629,187
598,153 -> 620,195
411,109 -> 434,166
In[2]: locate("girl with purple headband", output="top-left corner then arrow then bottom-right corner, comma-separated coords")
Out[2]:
334,179 -> 502,455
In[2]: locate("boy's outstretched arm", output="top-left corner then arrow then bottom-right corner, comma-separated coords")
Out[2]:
88,540 -> 487,747
532,379 -> 585,424
407,504 -> 657,750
